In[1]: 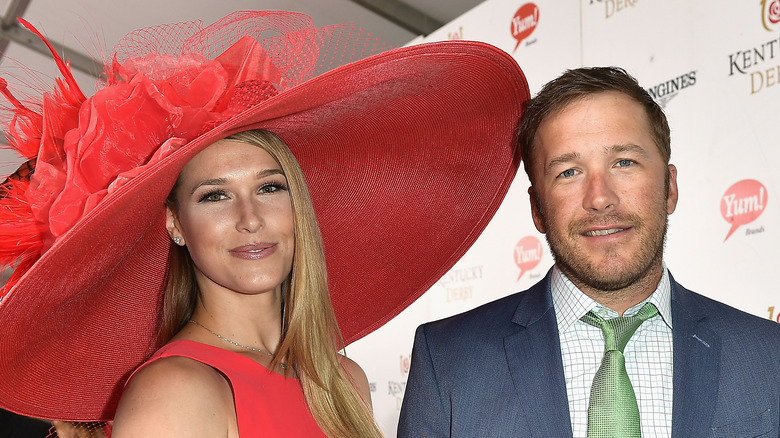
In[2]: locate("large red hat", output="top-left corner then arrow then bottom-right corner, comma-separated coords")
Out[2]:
0,11 -> 528,420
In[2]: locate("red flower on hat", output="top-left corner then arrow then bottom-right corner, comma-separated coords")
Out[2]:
0,22 -> 280,298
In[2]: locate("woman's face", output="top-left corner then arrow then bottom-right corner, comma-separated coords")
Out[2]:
166,139 -> 294,297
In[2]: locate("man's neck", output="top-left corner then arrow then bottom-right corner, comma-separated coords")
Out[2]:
562,262 -> 664,316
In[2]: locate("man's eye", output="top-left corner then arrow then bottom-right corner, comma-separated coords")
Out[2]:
560,169 -> 576,178
616,159 -> 634,167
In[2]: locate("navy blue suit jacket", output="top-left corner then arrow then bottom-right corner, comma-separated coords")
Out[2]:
398,270 -> 780,437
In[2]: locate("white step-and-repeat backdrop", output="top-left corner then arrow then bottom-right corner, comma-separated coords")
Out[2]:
348,0 -> 780,434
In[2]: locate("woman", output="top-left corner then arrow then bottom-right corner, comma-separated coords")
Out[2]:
0,10 -> 528,437
114,130 -> 377,436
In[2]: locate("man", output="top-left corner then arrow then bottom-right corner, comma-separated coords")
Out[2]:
398,67 -> 780,437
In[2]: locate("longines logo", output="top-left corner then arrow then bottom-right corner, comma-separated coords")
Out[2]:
646,71 -> 697,108
511,3 -> 539,53
439,265 -> 483,303
588,0 -> 638,18
720,179 -> 768,241
762,0 -> 780,31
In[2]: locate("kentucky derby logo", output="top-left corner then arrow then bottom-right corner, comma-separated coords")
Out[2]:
762,0 -> 780,31
767,305 -> 780,323
606,0 -> 638,18
511,3 -> 539,53
439,265 -> 482,303
514,236 -> 543,281
727,3 -> 780,94
721,179 -> 768,241
400,354 -> 411,375
588,0 -> 638,19
448,26 -> 464,40
388,380 -> 407,410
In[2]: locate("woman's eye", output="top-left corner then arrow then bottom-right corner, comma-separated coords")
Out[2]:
199,191 -> 227,202
259,182 -> 288,194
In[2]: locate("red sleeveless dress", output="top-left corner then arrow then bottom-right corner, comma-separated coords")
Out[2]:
136,340 -> 326,437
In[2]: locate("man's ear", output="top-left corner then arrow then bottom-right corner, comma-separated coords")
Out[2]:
528,186 -> 546,234
666,164 -> 679,215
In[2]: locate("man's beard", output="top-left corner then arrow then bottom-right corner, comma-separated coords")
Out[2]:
538,199 -> 669,293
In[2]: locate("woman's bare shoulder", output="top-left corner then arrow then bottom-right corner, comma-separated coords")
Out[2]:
340,355 -> 373,408
112,355 -> 235,437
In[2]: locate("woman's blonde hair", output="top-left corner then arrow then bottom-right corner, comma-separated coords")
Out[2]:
162,129 -> 382,437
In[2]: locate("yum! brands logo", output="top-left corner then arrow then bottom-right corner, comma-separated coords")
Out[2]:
721,179 -> 768,241
762,0 -> 780,31
514,236 -> 543,281
511,3 -> 539,53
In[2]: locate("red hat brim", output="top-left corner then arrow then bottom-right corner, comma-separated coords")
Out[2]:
0,40 -> 528,420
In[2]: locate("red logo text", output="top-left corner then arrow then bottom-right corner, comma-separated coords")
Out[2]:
763,0 -> 780,31
511,3 -> 539,53
514,236 -> 543,281
721,179 -> 768,241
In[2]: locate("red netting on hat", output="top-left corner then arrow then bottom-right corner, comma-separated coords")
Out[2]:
0,11 -> 390,300
47,421 -> 112,438
109,10 -> 388,91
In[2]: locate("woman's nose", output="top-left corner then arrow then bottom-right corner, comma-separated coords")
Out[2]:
235,199 -> 263,232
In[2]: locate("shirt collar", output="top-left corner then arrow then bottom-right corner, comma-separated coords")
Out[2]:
550,265 -> 673,332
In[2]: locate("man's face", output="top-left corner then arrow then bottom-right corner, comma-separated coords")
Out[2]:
528,91 -> 678,293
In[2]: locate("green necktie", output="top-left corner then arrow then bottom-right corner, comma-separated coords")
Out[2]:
580,303 -> 658,438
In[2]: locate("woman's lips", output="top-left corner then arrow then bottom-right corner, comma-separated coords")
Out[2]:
229,243 -> 277,260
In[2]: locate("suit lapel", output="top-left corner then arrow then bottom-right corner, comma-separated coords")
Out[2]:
670,278 -> 721,438
503,273 -> 721,437
504,276 -> 574,438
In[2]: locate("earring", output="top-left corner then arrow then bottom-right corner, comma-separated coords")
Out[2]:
173,237 -> 183,245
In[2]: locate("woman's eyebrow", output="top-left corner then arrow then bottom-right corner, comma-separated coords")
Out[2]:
190,169 -> 285,195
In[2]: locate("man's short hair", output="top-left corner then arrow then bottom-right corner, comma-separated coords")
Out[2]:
516,66 -> 671,183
